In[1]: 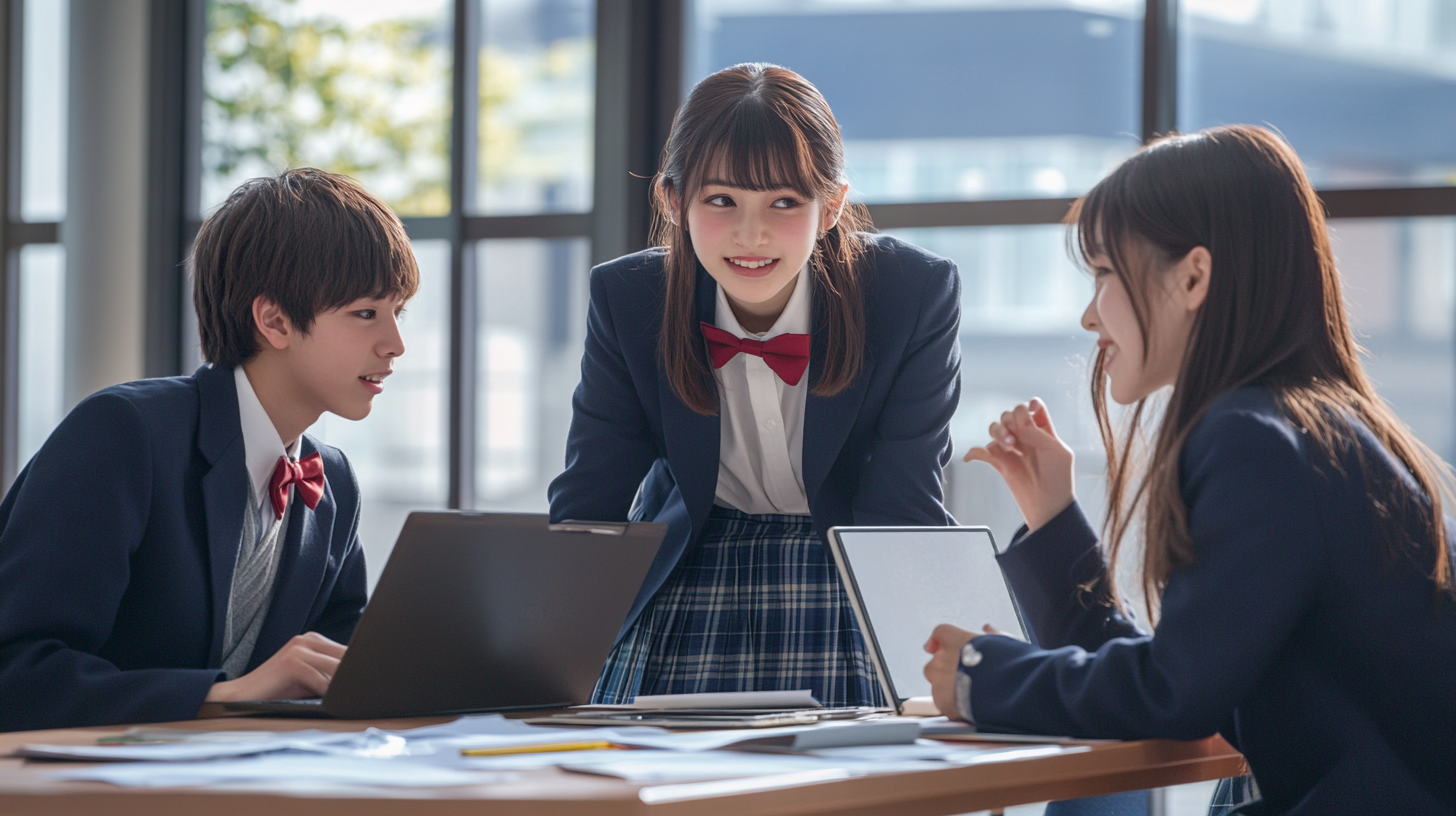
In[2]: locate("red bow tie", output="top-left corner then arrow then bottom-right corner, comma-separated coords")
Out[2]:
269,452 -> 325,520
700,322 -> 811,386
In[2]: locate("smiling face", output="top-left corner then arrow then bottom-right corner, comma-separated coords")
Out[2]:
1081,243 -> 1211,405
285,294 -> 407,422
683,181 -> 842,331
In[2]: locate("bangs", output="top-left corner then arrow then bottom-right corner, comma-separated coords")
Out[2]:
685,99 -> 819,198
313,194 -> 421,310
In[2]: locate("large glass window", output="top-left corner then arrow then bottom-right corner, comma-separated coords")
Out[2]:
1179,0 -> 1456,188
475,0 -> 596,214
883,225 -> 1107,545
20,0 -> 68,222
474,237 -> 590,509
687,0 -> 1143,203
16,246 -> 67,468
202,0 -> 452,215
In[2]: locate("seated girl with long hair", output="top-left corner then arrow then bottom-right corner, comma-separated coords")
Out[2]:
923,125 -> 1455,816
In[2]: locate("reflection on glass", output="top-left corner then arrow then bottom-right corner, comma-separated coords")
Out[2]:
475,0 -> 595,215
21,0 -> 69,222
18,246 -> 67,468
1332,218 -> 1456,458
687,0 -> 1142,203
1180,0 -> 1456,188
202,0 -> 451,216
308,240 -> 450,590
474,238 -> 590,508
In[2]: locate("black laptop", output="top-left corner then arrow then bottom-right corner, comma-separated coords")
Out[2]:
223,512 -> 665,719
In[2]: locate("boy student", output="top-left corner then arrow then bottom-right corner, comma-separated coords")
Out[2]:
0,168 -> 417,732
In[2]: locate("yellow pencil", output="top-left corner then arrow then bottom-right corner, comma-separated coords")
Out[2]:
460,740 -> 621,757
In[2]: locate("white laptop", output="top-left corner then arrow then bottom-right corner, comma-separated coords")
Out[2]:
826,525 -> 1029,714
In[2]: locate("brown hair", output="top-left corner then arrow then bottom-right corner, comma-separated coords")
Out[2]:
654,63 -> 871,415
192,168 -> 420,368
1072,125 -> 1453,620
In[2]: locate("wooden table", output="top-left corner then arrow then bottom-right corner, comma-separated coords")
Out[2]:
0,716 -> 1245,815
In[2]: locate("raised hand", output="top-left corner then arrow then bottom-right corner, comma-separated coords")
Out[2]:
962,397 -> 1075,533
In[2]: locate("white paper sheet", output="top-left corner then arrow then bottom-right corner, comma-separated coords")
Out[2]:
18,730 -> 358,762
559,750 -> 937,783
48,755 -> 501,788
622,690 -> 821,710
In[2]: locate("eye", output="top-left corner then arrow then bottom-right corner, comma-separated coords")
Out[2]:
356,309 -> 377,319
771,197 -> 800,209
704,194 -> 734,207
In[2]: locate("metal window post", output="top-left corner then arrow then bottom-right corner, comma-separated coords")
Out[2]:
448,0 -> 481,510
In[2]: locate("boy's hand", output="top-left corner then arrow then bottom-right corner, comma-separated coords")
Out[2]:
203,632 -> 346,704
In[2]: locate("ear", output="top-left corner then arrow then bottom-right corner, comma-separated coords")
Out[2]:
1179,246 -> 1212,313
820,183 -> 849,235
253,296 -> 296,351
660,181 -> 681,227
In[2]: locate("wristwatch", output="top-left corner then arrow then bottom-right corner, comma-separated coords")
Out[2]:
960,639 -> 983,667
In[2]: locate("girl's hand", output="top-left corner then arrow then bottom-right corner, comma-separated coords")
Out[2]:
962,398 -> 1074,533
922,624 -> 1006,721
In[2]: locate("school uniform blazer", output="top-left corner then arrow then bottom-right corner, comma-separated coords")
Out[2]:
966,387 -> 1456,815
549,234 -> 961,638
0,364 -> 367,733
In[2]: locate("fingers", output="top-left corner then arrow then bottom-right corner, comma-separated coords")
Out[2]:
1029,397 -> 1057,436
295,632 -> 347,660
982,624 -> 1009,637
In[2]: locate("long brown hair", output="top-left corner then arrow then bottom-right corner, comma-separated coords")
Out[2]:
1074,125 -> 1454,620
654,63 -> 871,415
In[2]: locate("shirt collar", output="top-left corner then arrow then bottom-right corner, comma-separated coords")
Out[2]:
713,265 -> 812,340
234,365 -> 300,511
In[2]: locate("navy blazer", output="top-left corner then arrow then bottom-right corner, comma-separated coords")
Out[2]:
0,364 -> 367,732
549,234 -> 961,637
967,387 -> 1455,815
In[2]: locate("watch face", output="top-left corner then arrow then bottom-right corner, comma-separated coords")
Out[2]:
960,640 -> 983,668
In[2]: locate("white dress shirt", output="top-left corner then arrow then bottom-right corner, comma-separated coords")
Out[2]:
234,366 -> 301,531
712,268 -> 812,516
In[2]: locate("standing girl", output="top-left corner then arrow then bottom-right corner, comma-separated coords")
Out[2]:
924,126 -> 1455,815
550,63 -> 961,706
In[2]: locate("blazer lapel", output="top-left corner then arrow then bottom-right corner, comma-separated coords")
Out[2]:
251,434 -> 334,668
659,263 -> 722,534
195,365 -> 248,667
802,292 -> 875,506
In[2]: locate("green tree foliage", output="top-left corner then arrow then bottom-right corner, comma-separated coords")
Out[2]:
204,0 -> 450,216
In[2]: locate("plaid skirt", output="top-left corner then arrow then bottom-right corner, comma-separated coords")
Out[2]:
592,506 -> 886,707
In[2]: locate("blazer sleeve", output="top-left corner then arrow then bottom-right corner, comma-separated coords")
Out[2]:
851,255 -> 961,526
307,452 -> 368,644
997,502 -> 1144,651
963,409 -> 1328,740
0,393 -> 221,732
548,265 -> 660,523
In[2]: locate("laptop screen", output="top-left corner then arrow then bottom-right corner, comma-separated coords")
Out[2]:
831,527 -> 1027,702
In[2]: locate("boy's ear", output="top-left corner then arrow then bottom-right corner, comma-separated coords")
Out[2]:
252,296 -> 295,351
821,183 -> 849,235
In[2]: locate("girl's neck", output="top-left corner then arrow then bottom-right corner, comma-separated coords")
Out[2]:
727,272 -> 801,334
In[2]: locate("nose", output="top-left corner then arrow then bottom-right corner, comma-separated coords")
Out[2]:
381,314 -> 406,358
733,207 -> 770,248
1081,292 -> 1099,334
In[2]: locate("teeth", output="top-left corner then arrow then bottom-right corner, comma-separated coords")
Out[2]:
730,258 -> 775,269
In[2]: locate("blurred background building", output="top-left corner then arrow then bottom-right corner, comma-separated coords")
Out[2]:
3,2 -> 1454,808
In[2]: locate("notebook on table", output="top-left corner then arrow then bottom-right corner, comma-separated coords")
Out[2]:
222,513 -> 666,719
825,525 -> 1029,715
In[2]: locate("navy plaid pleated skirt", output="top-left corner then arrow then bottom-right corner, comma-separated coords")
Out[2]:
592,506 -> 886,707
